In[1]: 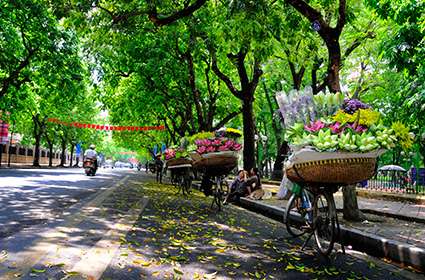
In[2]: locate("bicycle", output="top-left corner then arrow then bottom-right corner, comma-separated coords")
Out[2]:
210,175 -> 229,211
284,183 -> 342,256
169,165 -> 192,196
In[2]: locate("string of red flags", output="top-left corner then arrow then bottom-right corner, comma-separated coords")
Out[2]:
47,118 -> 165,131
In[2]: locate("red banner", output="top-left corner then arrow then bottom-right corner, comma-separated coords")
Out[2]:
47,118 -> 165,131
0,120 -> 9,144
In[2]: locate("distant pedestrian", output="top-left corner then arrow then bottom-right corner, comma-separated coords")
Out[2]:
155,154 -> 164,183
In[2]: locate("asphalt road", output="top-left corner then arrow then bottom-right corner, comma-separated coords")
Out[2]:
0,169 -> 421,279
0,168 -> 129,239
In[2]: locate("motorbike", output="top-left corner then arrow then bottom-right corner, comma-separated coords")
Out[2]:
83,158 -> 97,176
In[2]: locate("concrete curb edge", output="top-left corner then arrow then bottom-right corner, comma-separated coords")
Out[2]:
239,197 -> 425,271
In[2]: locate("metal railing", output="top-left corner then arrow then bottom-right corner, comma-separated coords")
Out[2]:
361,168 -> 425,195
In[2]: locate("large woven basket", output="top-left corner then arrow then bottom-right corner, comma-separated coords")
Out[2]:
191,151 -> 238,176
166,157 -> 192,167
286,157 -> 376,185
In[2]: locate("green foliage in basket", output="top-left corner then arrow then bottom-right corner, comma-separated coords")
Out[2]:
187,132 -> 215,144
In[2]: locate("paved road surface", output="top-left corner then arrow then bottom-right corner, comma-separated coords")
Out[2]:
0,169 -> 421,279
0,168 -> 129,239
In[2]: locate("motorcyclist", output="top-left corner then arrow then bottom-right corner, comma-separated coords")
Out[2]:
84,144 -> 98,170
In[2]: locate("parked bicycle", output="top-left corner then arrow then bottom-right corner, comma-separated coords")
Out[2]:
169,166 -> 192,196
284,183 -> 341,255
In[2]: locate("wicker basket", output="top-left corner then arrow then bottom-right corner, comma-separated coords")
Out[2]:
166,157 -> 192,167
191,151 -> 238,176
286,156 -> 377,185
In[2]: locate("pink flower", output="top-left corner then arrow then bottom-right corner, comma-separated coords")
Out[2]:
195,139 -> 202,145
232,143 -> 242,151
212,139 -> 222,146
225,139 -> 235,147
203,139 -> 212,146
197,146 -> 207,154
218,145 -> 228,151
329,122 -> 342,134
347,123 -> 368,133
206,146 -> 216,153
305,120 -> 325,132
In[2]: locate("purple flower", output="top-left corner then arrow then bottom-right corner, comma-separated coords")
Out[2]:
342,99 -> 370,114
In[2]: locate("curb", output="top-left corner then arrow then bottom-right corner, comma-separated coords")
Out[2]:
239,197 -> 425,271
356,189 -> 425,205
335,207 -> 425,224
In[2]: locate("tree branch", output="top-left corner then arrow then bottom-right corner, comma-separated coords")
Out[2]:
249,59 -> 264,97
336,0 -> 347,33
148,0 -> 207,26
343,31 -> 376,59
228,48 -> 249,91
185,50 -> 205,128
213,109 -> 241,130
211,50 -> 241,99
0,48 -> 36,98
285,0 -> 330,34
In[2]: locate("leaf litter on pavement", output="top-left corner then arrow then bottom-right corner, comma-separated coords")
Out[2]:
99,181 -> 414,280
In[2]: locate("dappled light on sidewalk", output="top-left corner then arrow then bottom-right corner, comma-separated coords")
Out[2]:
101,181 -> 407,280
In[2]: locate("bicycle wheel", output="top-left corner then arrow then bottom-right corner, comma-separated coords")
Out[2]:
210,177 -> 223,211
183,172 -> 192,195
313,191 -> 336,255
220,178 -> 229,197
284,192 -> 311,237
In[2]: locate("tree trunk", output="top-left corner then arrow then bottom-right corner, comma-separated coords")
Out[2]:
7,145 -> 11,167
8,127 -> 14,167
271,141 -> 290,180
242,99 -> 256,170
342,185 -> 365,221
32,115 -> 46,167
60,138 -> 67,166
326,40 -> 342,93
69,144 -> 74,167
33,135 -> 41,167
48,143 -> 53,167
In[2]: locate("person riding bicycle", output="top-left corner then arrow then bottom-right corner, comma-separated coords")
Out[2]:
84,144 -> 98,170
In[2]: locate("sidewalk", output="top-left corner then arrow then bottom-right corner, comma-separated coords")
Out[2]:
261,183 -> 425,222
263,194 -> 425,249
239,184 -> 425,271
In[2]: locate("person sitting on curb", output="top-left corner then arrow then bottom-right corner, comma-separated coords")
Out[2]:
224,170 -> 249,204
246,167 -> 264,200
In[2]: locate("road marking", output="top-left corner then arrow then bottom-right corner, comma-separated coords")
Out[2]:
0,175 -> 132,279
70,198 -> 149,279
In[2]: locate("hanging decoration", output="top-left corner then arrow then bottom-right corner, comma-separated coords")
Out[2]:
0,120 -> 9,144
47,118 -> 165,131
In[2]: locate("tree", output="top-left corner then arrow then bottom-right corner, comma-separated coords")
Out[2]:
0,0 -> 72,99
366,0 -> 425,166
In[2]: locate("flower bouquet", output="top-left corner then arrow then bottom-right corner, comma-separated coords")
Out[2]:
277,87 -> 414,185
188,130 -> 242,175
164,138 -> 193,168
